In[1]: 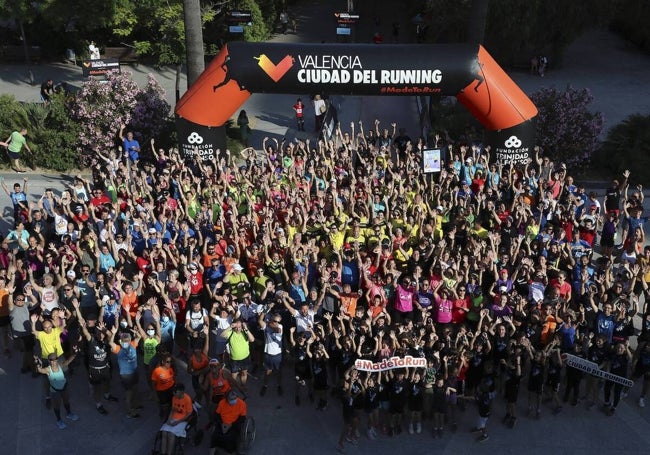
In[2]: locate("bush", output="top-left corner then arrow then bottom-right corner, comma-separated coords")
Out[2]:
530,86 -> 604,171
69,70 -> 172,165
594,114 -> 650,182
609,0 -> 650,54
239,0 -> 270,42
0,95 -> 80,171
26,96 -> 81,171
0,95 -> 30,135
429,97 -> 482,144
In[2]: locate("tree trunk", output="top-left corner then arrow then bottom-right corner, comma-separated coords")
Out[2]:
466,0 -> 489,45
18,20 -> 34,85
183,0 -> 205,88
175,63 -> 182,102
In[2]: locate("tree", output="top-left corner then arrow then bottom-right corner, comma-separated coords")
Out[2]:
484,0 -> 602,68
235,0 -> 270,42
112,0 -> 216,98
594,114 -> 650,181
530,86 -> 604,171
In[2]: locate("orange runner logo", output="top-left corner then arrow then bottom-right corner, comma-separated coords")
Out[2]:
254,54 -> 294,82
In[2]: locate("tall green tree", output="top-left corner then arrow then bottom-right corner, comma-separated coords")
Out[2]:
112,0 -> 216,98
484,0 -> 593,67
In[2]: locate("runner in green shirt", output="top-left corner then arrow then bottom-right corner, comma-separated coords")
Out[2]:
3,128 -> 31,173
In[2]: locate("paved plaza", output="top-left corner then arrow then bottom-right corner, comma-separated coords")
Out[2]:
1,0 -> 650,454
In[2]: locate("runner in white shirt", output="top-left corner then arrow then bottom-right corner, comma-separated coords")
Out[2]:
282,291 -> 320,335
258,303 -> 283,397
28,271 -> 61,312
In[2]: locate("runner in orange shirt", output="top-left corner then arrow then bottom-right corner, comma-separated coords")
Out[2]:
151,354 -> 176,418
159,383 -> 194,455
210,390 -> 247,455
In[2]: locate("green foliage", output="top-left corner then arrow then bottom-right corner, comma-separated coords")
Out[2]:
225,119 -> 244,156
530,86 -> 604,171
594,114 -> 650,181
234,0 -> 270,42
609,0 -> 650,53
255,0 -> 278,35
418,0 -> 471,43
429,98 -> 482,144
484,0 -> 595,67
0,94 -> 29,133
0,94 -> 80,171
29,95 -> 81,171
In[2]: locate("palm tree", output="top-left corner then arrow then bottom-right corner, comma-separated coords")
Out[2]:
467,0 -> 489,44
183,0 -> 205,87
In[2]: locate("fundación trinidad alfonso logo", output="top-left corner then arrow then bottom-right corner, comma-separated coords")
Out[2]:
187,132 -> 204,145
504,135 -> 522,148
254,54 -> 294,82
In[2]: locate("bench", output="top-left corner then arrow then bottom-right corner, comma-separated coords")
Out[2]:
102,47 -> 139,63
1,45 -> 41,63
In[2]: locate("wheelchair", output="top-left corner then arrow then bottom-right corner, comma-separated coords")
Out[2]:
152,408 -> 204,455
237,416 -> 256,454
210,415 -> 256,455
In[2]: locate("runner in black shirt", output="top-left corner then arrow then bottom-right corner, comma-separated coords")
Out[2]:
604,342 -> 632,416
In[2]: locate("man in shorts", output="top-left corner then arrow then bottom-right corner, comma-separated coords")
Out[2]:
258,306 -> 283,397
3,127 -> 31,172
220,318 -> 255,390
110,329 -> 142,418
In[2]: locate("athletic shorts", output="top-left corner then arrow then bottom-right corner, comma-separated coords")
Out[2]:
88,366 -> 111,385
120,373 -> 139,390
230,356 -> 251,373
264,353 -> 282,372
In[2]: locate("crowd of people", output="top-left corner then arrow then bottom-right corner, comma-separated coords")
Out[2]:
1,117 -> 649,454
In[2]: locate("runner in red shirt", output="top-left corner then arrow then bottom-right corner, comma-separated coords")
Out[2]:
292,98 -> 305,131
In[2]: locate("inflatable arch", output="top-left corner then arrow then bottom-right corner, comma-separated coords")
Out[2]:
175,43 -> 537,163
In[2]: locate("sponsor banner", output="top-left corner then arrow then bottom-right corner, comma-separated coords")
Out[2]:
82,58 -> 120,77
355,355 -> 427,372
175,117 -> 226,162
562,353 -> 634,388
423,148 -> 442,173
227,10 -> 252,24
335,12 -> 360,25
210,42 -> 477,96
486,117 -> 537,165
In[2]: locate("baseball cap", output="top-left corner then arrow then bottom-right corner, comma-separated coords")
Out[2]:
148,227 -> 157,234
233,263 -> 244,272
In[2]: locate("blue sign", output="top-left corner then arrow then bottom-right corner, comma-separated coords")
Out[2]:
229,25 -> 244,33
336,27 -> 351,36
